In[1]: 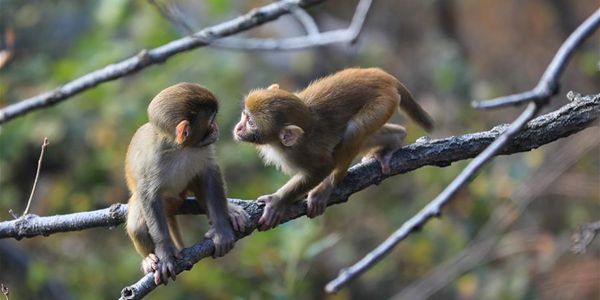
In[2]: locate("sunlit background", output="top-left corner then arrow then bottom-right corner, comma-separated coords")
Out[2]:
0,1 -> 598,299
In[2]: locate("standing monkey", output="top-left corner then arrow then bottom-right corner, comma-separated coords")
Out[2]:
125,83 -> 248,285
233,68 -> 433,230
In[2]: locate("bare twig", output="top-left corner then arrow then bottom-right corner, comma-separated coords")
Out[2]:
0,0 -> 327,124
23,138 -> 49,216
210,0 -> 372,50
571,220 -> 600,254
472,8 -> 600,109
325,9 -> 600,291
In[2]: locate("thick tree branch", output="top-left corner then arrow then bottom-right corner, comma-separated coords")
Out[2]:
0,0 -> 327,124
1,94 -> 597,242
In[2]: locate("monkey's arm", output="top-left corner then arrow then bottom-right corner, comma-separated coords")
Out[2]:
193,164 -> 237,257
137,180 -> 179,285
258,166 -> 331,230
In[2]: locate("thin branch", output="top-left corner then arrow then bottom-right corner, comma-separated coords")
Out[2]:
0,0 -> 327,124
209,0 -> 372,50
23,138 -> 49,216
472,8 -> 600,109
393,127 -> 600,300
325,102 -> 540,293
325,10 -> 600,291
571,220 -> 600,254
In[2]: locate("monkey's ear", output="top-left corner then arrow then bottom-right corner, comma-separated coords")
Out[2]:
279,125 -> 303,147
267,84 -> 280,90
176,120 -> 190,145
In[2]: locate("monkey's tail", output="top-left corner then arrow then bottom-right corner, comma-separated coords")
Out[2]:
167,216 -> 185,250
396,81 -> 434,132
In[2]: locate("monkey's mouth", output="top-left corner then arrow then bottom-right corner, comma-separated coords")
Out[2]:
195,123 -> 219,148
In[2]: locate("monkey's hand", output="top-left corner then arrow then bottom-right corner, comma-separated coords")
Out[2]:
154,242 -> 182,285
204,223 -> 236,257
257,194 -> 287,231
227,203 -> 249,233
141,253 -> 159,274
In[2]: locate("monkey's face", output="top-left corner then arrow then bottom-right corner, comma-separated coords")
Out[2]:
233,110 -> 265,144
178,112 -> 220,148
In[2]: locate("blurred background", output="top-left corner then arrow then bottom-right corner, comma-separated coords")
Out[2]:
0,0 -> 598,299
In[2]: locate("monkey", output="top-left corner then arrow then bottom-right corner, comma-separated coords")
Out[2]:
125,83 -> 248,285
233,67 -> 433,231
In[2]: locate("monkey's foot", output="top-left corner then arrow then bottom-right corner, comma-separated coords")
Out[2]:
154,244 -> 182,285
141,253 -> 159,274
362,150 -> 396,175
307,182 -> 333,218
257,194 -> 286,231
205,225 -> 236,257
227,203 -> 249,233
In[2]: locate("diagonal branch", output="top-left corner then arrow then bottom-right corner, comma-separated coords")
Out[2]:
0,0 -> 327,124
472,8 -> 600,109
203,0 -> 373,50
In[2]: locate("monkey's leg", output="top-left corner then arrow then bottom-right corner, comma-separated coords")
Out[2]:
126,196 -> 158,274
360,123 -> 406,174
137,181 -> 182,285
306,174 -> 335,218
192,181 -> 248,233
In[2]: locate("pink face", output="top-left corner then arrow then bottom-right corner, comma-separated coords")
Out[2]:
233,110 -> 261,144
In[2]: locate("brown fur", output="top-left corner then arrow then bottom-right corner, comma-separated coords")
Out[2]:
234,68 -> 434,230
126,83 -> 247,285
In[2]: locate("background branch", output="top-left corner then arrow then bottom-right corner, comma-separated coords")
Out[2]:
392,127 -> 600,300
200,0 -> 372,50
473,8 -> 600,109
0,0 -> 327,124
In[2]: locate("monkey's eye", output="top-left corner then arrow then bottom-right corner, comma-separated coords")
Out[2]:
247,118 -> 255,128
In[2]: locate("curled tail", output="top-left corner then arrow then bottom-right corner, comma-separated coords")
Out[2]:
396,81 -> 434,132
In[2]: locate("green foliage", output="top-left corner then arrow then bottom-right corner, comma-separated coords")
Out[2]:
0,1 -> 598,300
